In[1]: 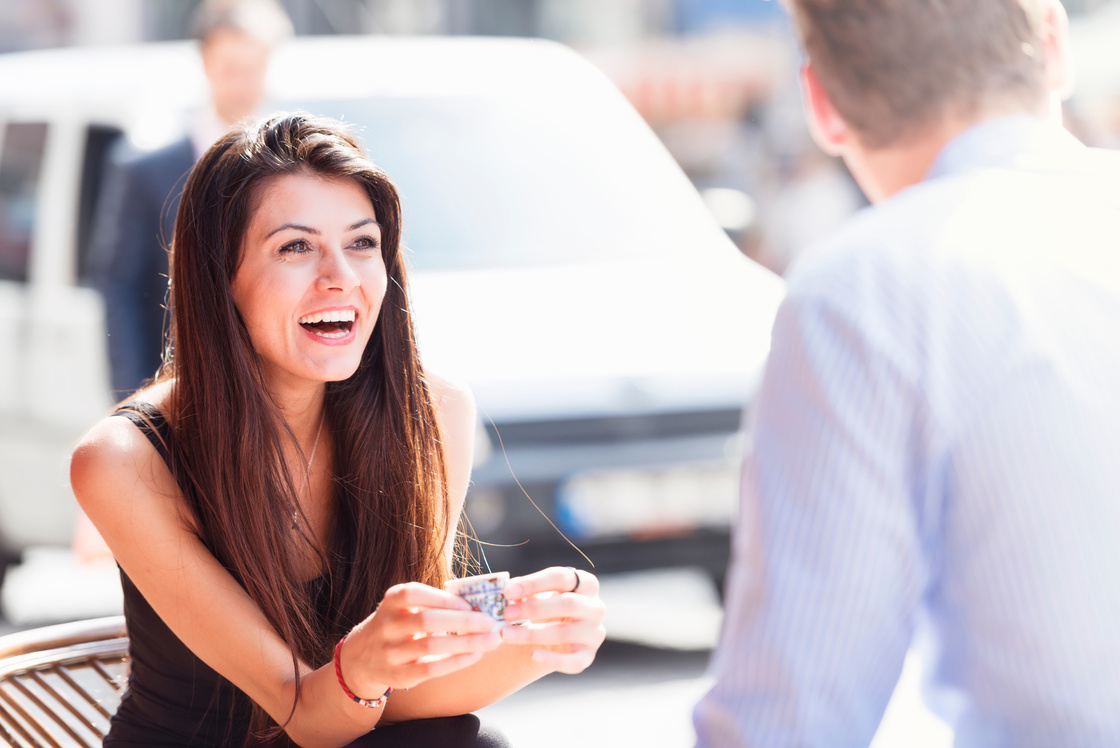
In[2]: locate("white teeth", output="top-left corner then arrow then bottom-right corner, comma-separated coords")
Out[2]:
309,328 -> 348,339
299,309 -> 355,325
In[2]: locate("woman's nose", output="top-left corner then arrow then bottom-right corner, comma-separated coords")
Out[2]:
317,247 -> 361,293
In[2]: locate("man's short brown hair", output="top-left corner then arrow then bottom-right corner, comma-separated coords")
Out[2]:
788,0 -> 1050,147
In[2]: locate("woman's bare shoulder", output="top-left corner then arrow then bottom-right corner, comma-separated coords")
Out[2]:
71,417 -> 160,501
71,380 -> 178,510
423,371 -> 477,507
424,371 -> 475,423
133,378 -> 175,413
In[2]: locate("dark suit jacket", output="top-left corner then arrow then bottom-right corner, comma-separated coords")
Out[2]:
89,138 -> 195,395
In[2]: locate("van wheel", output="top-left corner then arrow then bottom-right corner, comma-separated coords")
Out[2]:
0,551 -> 19,597
709,569 -> 727,604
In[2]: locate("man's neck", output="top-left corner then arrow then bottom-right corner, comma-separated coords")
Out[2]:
847,102 -> 1055,203
846,130 -> 953,204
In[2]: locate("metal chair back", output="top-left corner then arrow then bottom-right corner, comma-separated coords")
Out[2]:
0,617 -> 128,747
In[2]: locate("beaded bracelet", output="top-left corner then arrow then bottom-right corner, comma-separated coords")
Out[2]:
333,635 -> 392,708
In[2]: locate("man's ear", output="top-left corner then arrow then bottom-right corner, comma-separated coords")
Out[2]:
801,62 -> 849,156
1040,0 -> 1075,100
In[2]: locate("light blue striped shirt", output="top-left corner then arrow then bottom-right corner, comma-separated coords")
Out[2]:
694,115 -> 1120,747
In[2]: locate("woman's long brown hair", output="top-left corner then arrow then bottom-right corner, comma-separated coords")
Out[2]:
156,112 -> 450,742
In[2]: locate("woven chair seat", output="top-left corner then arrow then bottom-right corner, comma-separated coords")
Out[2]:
0,617 -> 128,748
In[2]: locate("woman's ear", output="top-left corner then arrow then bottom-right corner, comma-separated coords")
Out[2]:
801,62 -> 849,157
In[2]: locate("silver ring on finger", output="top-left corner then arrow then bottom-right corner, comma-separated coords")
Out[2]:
565,566 -> 581,593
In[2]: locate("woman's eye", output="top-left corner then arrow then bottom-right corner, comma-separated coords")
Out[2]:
352,236 -> 380,251
280,239 -> 312,255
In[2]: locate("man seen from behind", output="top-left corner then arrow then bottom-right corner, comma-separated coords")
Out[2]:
694,0 -> 1120,745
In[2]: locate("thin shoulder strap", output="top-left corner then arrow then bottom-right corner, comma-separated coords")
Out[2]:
113,401 -> 173,469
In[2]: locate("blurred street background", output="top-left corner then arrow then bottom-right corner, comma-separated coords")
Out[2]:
2,1 -> 1119,745
5,0 -> 1118,276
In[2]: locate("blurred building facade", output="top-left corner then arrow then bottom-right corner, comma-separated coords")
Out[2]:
2,0 -> 1112,47
1,0 -> 789,47
3,0 -> 1115,274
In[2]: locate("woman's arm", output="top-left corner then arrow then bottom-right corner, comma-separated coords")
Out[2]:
380,566 -> 606,721
71,416 -> 501,748
367,375 -> 606,721
424,371 -> 477,565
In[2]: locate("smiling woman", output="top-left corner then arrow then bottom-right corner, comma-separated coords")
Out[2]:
68,112 -> 606,748
233,174 -> 388,390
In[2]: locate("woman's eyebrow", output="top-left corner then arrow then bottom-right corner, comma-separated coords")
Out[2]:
265,222 -> 318,239
264,218 -> 379,239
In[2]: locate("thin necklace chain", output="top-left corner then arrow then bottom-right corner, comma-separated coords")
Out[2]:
293,412 -> 325,528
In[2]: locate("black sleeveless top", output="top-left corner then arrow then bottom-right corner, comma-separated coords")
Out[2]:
105,403 -> 511,748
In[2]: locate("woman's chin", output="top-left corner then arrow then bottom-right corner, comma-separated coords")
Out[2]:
268,360 -> 364,390
319,363 -> 363,384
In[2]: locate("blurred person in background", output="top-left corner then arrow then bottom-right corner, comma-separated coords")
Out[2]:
74,0 -> 292,565
88,0 -> 292,398
72,112 -> 606,747
694,0 -> 1120,746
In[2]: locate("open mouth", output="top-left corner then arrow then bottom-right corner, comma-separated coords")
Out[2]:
298,309 -> 356,339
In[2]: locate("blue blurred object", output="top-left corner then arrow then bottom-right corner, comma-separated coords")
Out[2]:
676,0 -> 789,34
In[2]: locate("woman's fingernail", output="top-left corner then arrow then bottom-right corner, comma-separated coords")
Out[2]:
504,604 -> 520,619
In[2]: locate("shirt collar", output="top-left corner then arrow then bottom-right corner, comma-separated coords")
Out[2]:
189,106 -> 234,160
924,113 -> 1085,182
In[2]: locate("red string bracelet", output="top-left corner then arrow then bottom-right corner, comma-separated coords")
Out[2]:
334,635 -> 392,709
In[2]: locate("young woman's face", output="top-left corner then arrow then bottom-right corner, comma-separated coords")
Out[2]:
232,172 -> 388,395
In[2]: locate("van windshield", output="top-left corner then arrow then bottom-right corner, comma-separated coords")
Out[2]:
285,96 -> 719,272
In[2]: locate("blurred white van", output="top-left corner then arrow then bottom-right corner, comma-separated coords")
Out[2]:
0,36 -> 783,584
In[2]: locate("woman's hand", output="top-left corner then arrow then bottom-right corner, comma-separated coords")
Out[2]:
340,582 -> 502,696
499,566 -> 607,674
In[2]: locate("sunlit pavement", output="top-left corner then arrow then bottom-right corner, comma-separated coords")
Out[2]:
1,556 -> 951,747
489,567 -> 953,748
0,547 -> 123,632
